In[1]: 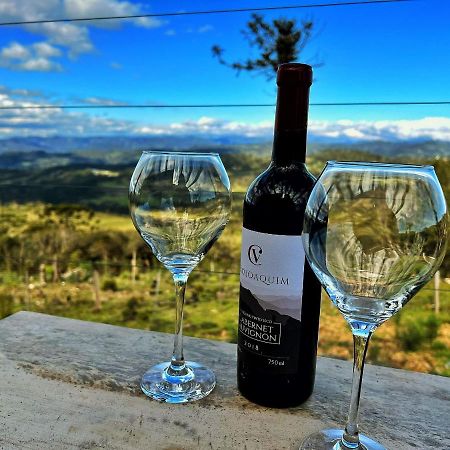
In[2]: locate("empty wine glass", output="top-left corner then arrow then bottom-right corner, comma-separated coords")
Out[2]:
301,161 -> 448,450
129,151 -> 231,403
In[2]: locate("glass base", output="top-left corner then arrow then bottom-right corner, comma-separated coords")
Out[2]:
300,429 -> 386,450
140,361 -> 216,403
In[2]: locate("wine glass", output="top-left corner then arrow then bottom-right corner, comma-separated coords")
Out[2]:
301,161 -> 448,450
129,151 -> 231,403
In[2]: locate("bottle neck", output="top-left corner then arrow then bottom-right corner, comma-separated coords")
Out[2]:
271,82 -> 310,165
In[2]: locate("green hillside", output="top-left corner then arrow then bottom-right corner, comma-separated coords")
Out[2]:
0,147 -> 449,376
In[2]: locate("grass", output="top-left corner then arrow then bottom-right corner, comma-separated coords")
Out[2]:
2,266 -> 448,377
95,212 -> 135,231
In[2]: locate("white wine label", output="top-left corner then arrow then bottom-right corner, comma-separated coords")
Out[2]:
240,227 -> 305,321
239,227 -> 307,374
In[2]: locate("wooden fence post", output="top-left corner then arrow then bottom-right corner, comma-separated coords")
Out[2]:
434,270 -> 440,315
131,249 -> 137,284
52,256 -> 59,282
39,263 -> 46,285
155,270 -> 161,298
24,269 -> 30,310
93,269 -> 101,311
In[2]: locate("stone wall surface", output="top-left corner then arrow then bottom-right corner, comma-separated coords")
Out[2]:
0,311 -> 448,449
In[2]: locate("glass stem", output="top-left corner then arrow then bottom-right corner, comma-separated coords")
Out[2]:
168,273 -> 189,375
341,330 -> 372,449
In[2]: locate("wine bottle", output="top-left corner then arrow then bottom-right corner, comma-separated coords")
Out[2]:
237,63 -> 322,408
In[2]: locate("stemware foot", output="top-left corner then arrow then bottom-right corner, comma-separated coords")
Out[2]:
140,361 -> 216,403
300,429 -> 386,450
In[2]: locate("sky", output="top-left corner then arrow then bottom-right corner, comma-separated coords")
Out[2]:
0,0 -> 449,142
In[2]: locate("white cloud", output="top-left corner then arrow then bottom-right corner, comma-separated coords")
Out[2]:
19,57 -> 63,72
27,21 -> 94,58
110,61 -> 122,70
137,117 -> 273,137
0,86 -> 45,98
1,42 -> 30,60
309,117 -> 450,142
135,116 -> 450,141
80,96 -> 127,106
33,42 -> 62,58
165,29 -> 176,36
0,0 -> 162,68
64,0 -> 161,29
0,89 -> 133,137
0,87 -> 449,142
0,41 -> 63,72
198,25 -> 214,33
184,24 -> 214,35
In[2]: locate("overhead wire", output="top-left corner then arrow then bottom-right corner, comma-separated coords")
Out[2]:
0,1 -> 411,27
0,0 -> 429,110
1,101 -> 449,110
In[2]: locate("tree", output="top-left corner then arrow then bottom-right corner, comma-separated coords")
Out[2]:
212,14 -> 319,79
26,204 -> 95,281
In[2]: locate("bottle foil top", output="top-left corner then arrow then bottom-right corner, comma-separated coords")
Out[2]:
277,63 -> 312,87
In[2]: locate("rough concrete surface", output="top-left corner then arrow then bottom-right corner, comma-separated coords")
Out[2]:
0,312 -> 447,449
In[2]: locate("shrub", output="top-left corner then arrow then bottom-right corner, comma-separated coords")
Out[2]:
431,340 -> 447,352
0,294 -> 14,319
227,324 -> 238,344
102,278 -> 118,291
368,343 -> 381,362
122,297 -> 140,321
422,314 -> 440,341
396,314 -> 440,352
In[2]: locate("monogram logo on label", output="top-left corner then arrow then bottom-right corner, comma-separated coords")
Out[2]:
248,244 -> 263,265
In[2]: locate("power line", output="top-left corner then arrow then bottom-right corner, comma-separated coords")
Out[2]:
314,101 -> 450,106
0,184 -> 248,192
0,1 -> 411,27
2,259 -> 450,292
0,256 -> 241,277
1,101 -> 449,110
2,266 -> 450,292
0,184 -> 127,190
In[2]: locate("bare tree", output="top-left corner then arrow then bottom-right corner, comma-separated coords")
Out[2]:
212,14 -> 319,79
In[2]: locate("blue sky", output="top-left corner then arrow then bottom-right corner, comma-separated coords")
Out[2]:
0,0 -> 449,141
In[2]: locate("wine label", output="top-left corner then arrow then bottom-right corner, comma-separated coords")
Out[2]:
238,227 -> 305,374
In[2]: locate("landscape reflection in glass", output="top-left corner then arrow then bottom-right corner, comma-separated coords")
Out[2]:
129,151 -> 231,403
301,161 -> 448,450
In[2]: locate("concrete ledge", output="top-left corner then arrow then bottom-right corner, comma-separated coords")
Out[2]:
0,311 -> 448,449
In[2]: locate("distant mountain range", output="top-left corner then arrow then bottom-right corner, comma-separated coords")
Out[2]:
312,140 -> 450,157
0,135 -> 263,154
0,136 -> 449,170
